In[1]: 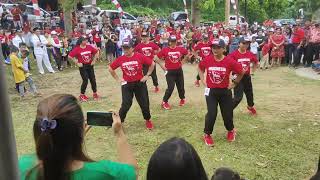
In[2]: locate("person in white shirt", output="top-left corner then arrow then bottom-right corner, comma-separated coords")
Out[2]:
119,23 -> 132,47
12,29 -> 26,48
50,31 -> 63,71
31,27 -> 55,74
250,36 -> 259,60
219,31 -> 230,45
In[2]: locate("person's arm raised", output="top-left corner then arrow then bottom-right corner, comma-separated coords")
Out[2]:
112,113 -> 138,169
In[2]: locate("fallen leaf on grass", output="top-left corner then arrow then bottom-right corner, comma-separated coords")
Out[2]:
288,128 -> 294,133
256,162 -> 268,168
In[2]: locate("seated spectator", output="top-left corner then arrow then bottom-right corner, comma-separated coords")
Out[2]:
19,94 -> 137,180
147,137 -> 208,180
310,156 -> 320,180
211,167 -> 243,180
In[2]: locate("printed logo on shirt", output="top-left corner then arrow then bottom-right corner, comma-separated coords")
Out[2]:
80,51 -> 92,63
208,66 -> 227,84
122,61 -> 139,77
201,47 -> 211,56
238,58 -> 250,71
168,51 -> 181,63
142,47 -> 152,57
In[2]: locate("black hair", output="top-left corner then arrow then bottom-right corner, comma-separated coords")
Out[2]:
310,156 -> 320,180
10,45 -> 19,53
211,167 -> 242,180
147,137 -> 208,180
26,94 -> 92,180
19,42 -> 27,48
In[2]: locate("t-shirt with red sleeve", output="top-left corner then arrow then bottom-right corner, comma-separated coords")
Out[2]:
228,50 -> 258,75
157,46 -> 188,70
68,45 -> 98,64
134,42 -> 160,60
199,55 -> 243,88
292,28 -> 305,44
110,52 -> 153,82
193,42 -> 212,59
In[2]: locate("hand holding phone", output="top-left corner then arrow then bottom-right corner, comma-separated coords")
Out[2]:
87,111 -> 113,126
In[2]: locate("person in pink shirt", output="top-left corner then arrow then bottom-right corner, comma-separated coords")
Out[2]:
305,22 -> 320,67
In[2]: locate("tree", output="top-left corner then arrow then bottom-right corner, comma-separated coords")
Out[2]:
191,0 -> 201,26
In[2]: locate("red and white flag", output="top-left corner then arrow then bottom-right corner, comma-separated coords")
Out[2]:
183,0 -> 189,22
111,0 -> 124,17
32,0 -> 41,17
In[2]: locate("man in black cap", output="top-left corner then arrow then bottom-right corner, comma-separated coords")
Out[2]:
229,36 -> 258,115
198,39 -> 244,146
154,35 -> 191,110
193,34 -> 212,87
109,39 -> 156,130
134,31 -> 161,93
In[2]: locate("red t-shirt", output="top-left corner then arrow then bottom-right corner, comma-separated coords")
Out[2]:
72,32 -> 82,38
134,42 -> 160,60
157,46 -> 188,70
228,50 -> 258,75
8,34 -> 15,41
110,52 -> 153,82
194,42 -> 212,59
93,34 -> 101,43
11,8 -> 21,21
68,45 -> 98,64
199,55 -> 243,88
292,28 -> 305,44
0,35 -> 7,44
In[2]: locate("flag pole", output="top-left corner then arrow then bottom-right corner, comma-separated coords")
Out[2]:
0,62 -> 19,179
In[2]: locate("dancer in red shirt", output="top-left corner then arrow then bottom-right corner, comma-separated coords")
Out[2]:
229,37 -> 258,115
134,32 -> 160,93
68,37 -> 99,102
154,35 -> 191,110
109,39 -> 156,130
198,39 -> 244,146
193,34 -> 212,87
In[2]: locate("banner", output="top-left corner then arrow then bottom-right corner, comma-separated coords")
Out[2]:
111,0 -> 124,17
182,0 -> 189,22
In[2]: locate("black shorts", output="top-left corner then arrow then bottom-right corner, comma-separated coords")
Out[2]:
96,42 -> 102,49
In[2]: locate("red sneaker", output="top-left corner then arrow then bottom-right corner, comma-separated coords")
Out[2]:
179,99 -> 186,106
247,106 -> 257,115
154,86 -> 160,93
227,129 -> 236,142
79,94 -> 88,102
195,80 -> 200,87
145,120 -> 154,130
93,92 -> 100,101
203,134 -> 214,147
161,102 -> 171,110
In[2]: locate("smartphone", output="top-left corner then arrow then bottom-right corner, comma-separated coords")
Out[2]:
87,111 -> 113,126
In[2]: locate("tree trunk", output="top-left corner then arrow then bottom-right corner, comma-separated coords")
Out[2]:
191,0 -> 201,27
63,7 -> 73,36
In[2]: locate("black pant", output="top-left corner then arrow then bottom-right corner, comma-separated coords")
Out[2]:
119,81 -> 151,122
305,43 -> 320,66
293,44 -> 304,66
53,47 -> 62,69
79,65 -> 97,94
163,68 -> 185,102
233,74 -> 254,109
284,44 -> 294,64
143,64 -> 159,87
204,88 -> 234,134
196,74 -> 200,81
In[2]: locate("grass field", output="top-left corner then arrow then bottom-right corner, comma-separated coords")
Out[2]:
5,62 -> 320,180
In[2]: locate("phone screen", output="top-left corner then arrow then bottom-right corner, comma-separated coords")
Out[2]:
87,111 -> 113,126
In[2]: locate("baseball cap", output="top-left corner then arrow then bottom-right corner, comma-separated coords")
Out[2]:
51,31 -> 57,35
141,31 -> 149,37
239,36 -> 251,43
122,39 -> 134,48
212,39 -> 226,48
168,35 -> 177,42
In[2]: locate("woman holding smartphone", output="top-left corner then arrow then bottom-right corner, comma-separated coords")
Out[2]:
18,94 -> 137,180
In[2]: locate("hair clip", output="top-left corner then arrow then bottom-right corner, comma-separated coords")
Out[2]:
40,118 -> 57,132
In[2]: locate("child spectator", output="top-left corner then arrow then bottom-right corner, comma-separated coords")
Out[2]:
10,46 -> 27,98
250,36 -> 259,60
260,43 -> 270,70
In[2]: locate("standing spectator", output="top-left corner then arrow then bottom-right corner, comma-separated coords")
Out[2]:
104,31 -> 117,63
270,27 -> 285,67
229,30 -> 240,54
0,29 -> 10,60
256,29 -> 266,62
250,36 -> 259,61
12,29 -> 25,48
147,137 -> 208,180
18,94 -> 137,179
292,24 -> 305,68
305,22 -> 320,67
10,5 -> 22,29
284,27 -> 293,65
10,46 -> 27,98
31,28 -> 55,74
50,31 -> 63,71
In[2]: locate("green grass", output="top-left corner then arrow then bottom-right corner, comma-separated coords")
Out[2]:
6,62 -> 320,180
